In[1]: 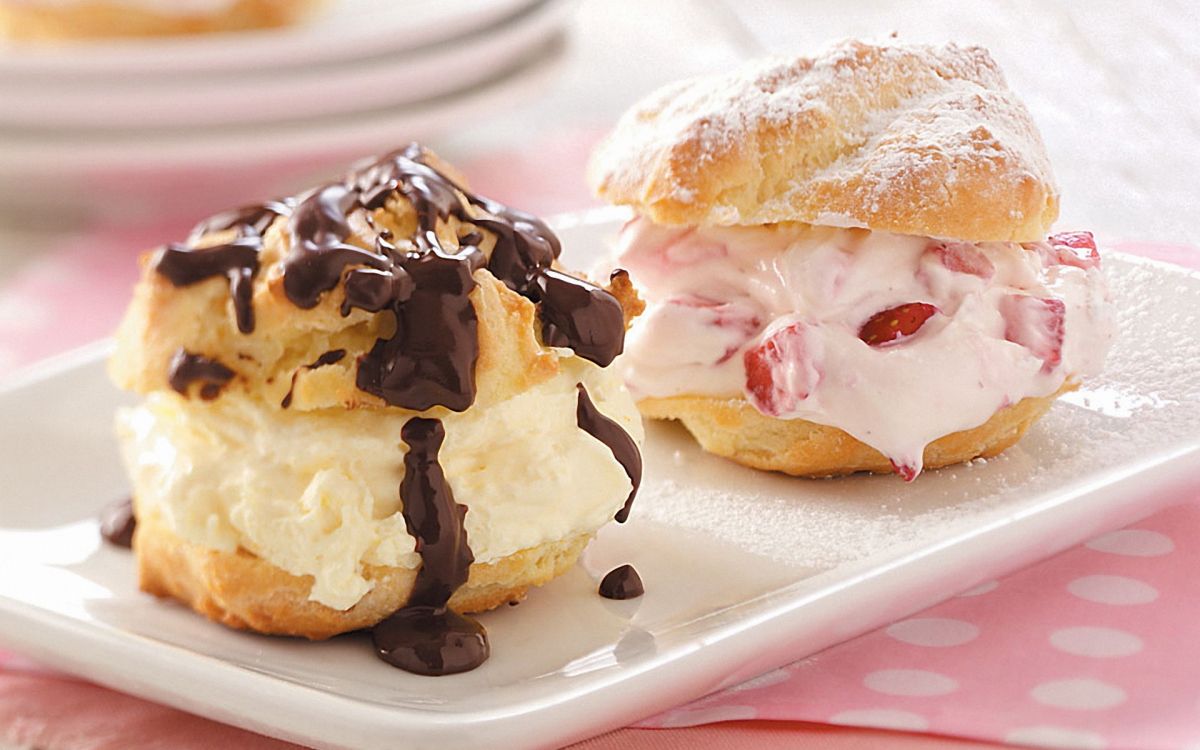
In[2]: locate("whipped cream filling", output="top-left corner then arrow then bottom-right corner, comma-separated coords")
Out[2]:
612,219 -> 1115,477
116,358 -> 642,611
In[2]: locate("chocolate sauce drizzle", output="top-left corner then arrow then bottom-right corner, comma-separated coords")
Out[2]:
153,201 -> 291,334
576,384 -> 643,523
280,349 -> 346,409
372,418 -> 488,676
167,348 -> 235,401
99,497 -> 136,549
285,142 -> 623,411
599,564 -> 644,600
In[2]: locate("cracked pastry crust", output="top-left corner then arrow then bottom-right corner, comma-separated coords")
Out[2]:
0,0 -> 323,39
640,382 -> 1075,478
588,39 -> 1059,242
109,158 -> 632,415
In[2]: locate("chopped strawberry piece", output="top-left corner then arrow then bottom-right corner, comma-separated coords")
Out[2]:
999,294 -> 1066,373
890,460 -> 919,482
744,321 -> 820,417
928,241 -> 995,279
1047,231 -> 1101,269
858,303 -> 939,347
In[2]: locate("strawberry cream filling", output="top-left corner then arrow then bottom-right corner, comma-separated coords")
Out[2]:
610,219 -> 1115,479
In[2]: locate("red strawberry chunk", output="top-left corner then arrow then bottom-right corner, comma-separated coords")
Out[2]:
999,294 -> 1066,373
890,460 -> 919,482
928,241 -> 995,279
744,321 -> 819,417
1048,231 -> 1101,269
858,303 -> 939,347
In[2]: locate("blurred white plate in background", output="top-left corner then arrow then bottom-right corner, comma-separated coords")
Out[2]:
0,36 -> 566,225
0,0 -> 538,74
0,0 -> 573,128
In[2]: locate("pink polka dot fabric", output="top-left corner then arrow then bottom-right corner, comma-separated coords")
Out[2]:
642,504 -> 1200,749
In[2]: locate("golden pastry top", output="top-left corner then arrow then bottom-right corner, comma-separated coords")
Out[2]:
588,39 -> 1059,242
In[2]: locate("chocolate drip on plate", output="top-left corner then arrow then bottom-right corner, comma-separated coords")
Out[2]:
576,384 -> 642,523
371,418 -> 488,676
280,349 -> 346,409
167,349 -> 235,400
372,605 -> 488,677
99,497 -> 136,549
153,200 -> 291,334
599,564 -> 644,600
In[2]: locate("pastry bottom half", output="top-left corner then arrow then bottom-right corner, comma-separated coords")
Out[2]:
135,514 -> 590,641
639,382 -> 1075,478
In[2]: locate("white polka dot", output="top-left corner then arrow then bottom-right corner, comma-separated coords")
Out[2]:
958,580 -> 999,597
1031,678 -> 1126,710
1006,725 -> 1107,749
864,669 -> 958,697
1050,626 -> 1143,658
1086,529 -> 1174,557
1068,575 -> 1159,605
886,618 -> 979,647
655,705 -> 757,728
829,708 -> 930,731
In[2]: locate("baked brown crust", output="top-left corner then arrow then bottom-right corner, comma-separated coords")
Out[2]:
0,0 -> 323,39
108,164 -> 634,416
135,513 -> 590,640
588,39 -> 1058,242
639,382 -> 1075,477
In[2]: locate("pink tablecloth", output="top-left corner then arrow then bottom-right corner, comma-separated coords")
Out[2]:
1,141 -> 1198,750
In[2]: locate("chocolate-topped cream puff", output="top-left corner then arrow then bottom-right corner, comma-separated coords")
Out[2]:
110,144 -> 642,674
589,39 -> 1114,480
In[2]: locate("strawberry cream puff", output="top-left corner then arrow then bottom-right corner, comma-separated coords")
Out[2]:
589,39 -> 1114,480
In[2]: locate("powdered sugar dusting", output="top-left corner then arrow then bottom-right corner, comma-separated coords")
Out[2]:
633,254 -> 1200,570
589,39 -> 1057,240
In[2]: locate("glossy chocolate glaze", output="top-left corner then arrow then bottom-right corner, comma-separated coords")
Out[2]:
282,185 -> 393,310
599,564 -> 644,600
167,348 -> 234,401
153,200 -> 291,334
160,143 -> 626,411
576,384 -> 642,523
371,417 -> 488,675
280,349 -> 346,409
534,268 -> 625,367
99,497 -> 136,549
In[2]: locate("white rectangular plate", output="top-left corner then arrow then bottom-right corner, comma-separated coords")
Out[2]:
1,215 -> 1198,750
